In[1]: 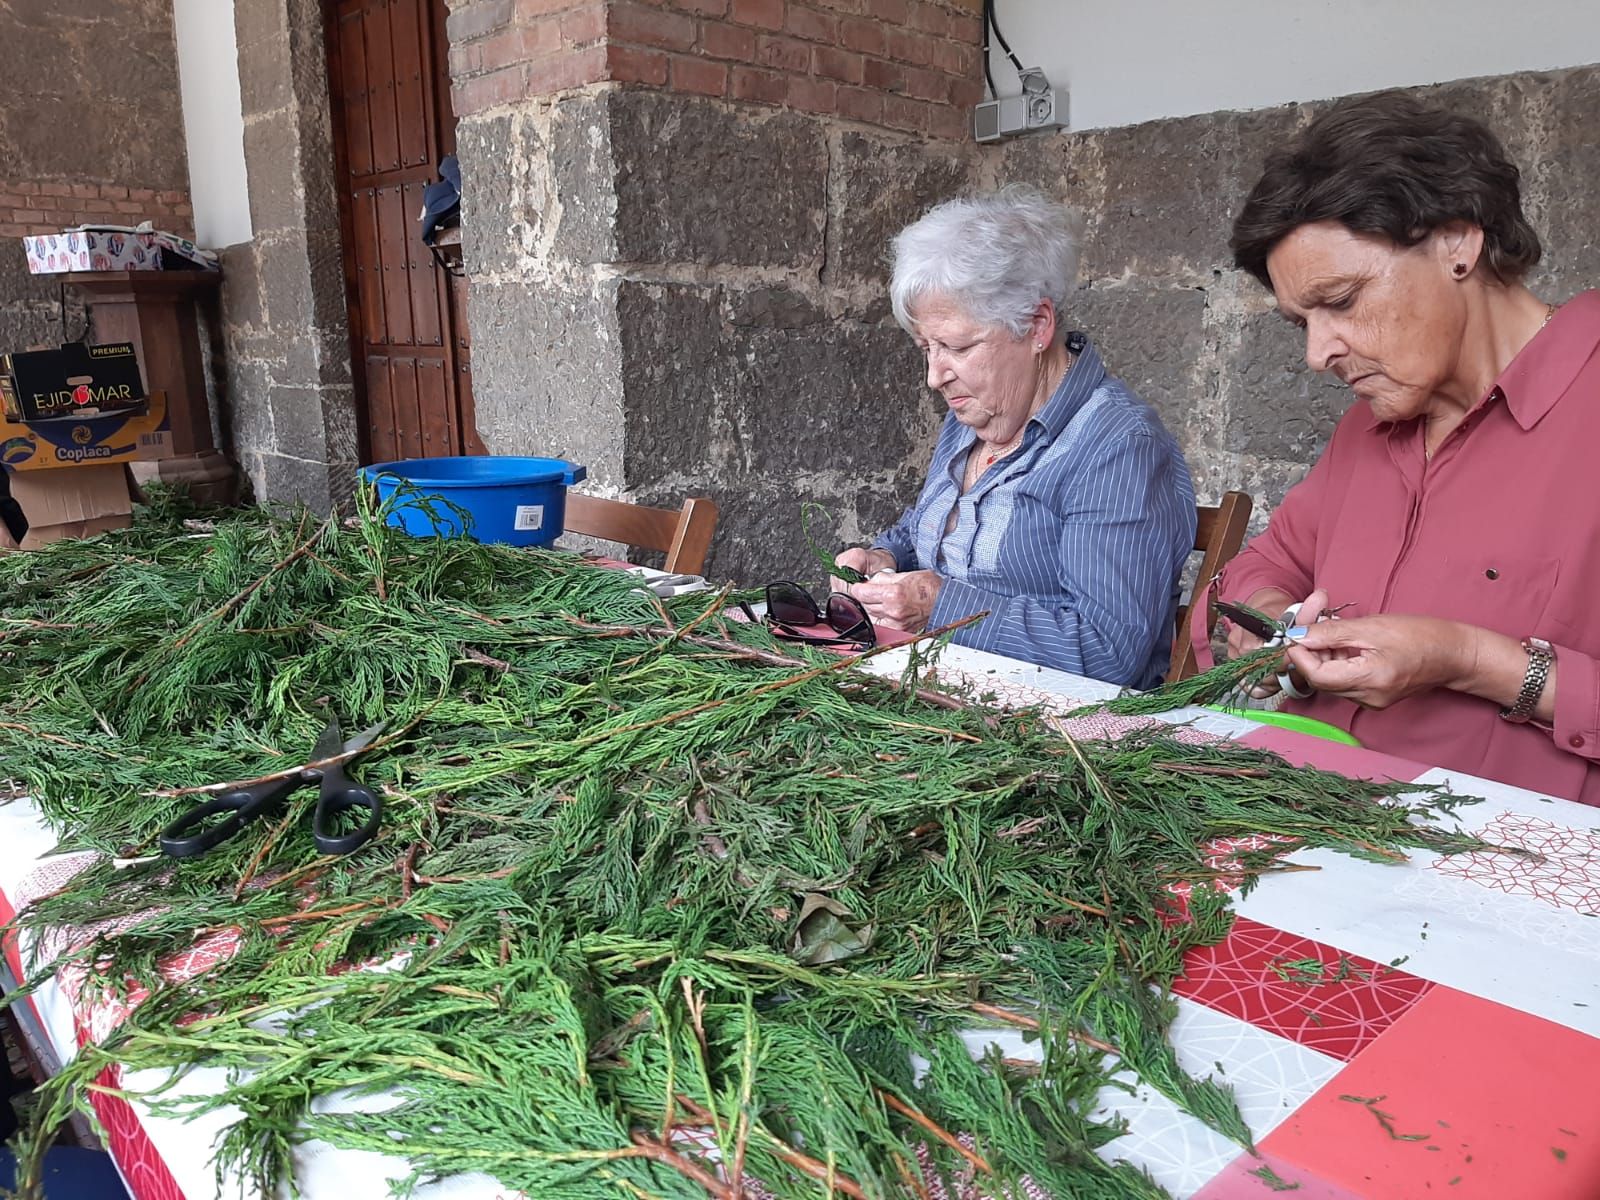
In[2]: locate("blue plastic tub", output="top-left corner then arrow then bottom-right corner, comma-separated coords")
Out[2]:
361,456 -> 586,547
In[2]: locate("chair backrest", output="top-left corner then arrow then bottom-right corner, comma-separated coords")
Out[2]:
563,493 -> 720,576
1167,490 -> 1254,683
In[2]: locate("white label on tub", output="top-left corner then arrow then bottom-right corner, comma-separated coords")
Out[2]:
513,505 -> 544,532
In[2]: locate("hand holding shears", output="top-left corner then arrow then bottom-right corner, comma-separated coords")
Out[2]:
1217,589 -> 1336,699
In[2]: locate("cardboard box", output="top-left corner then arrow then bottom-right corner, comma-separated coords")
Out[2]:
1,342 -> 146,423
23,229 -> 163,274
0,389 -> 173,471
21,228 -> 218,275
8,463 -> 132,548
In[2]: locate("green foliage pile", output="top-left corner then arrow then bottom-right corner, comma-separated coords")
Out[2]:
0,494 -> 1482,1199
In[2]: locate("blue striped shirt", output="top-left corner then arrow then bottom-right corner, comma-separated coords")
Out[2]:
873,337 -> 1196,688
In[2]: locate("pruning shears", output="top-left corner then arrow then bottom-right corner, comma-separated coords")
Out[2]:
159,719 -> 387,859
1215,601 -> 1309,645
1215,600 -> 1315,699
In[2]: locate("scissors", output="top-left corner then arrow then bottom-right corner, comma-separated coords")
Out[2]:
1214,600 -> 1311,645
160,720 -> 387,859
1215,601 -> 1314,699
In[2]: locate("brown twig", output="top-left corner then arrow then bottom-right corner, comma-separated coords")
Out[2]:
169,515 -> 328,656
145,706 -> 432,799
1163,862 -> 1321,881
1321,831 -> 1406,861
879,718 -> 983,743
399,843 -> 421,901
892,1151 -> 933,1200
463,647 -> 511,673
969,1002 -> 1118,1056
233,806 -> 300,900
562,614 -> 994,720
0,722 -> 128,757
1151,761 -> 1273,779
625,1132 -> 735,1199
878,1089 -> 990,1174
756,1140 -> 870,1199
411,865 -> 518,885
1044,892 -> 1110,918
681,978 -> 711,1076
259,900 -> 387,929
996,815 -> 1050,839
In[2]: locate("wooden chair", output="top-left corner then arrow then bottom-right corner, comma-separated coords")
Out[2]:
563,493 -> 720,576
1167,490 -> 1254,683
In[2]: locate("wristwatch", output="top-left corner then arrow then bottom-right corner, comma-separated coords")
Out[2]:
1500,637 -> 1555,724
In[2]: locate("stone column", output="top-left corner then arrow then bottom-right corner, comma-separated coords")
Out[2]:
224,0 -> 359,510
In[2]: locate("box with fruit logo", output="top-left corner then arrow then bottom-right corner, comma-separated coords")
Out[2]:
0,389 -> 172,471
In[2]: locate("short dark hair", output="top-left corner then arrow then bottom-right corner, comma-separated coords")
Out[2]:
1231,90 -> 1542,289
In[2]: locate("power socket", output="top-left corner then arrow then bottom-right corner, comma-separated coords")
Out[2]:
1024,86 -> 1068,132
973,67 -> 1068,142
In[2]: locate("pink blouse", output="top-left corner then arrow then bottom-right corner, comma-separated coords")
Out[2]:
1219,290 -> 1600,805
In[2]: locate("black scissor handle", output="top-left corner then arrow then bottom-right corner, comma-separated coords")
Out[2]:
159,776 -> 300,859
311,769 -> 383,856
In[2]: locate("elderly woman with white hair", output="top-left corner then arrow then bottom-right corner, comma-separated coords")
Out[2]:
832,189 -> 1197,688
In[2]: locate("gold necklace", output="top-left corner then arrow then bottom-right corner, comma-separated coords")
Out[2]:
981,428 -> 1027,466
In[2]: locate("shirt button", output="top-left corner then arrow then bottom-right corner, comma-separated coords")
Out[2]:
1571,735 -> 1587,749
1485,568 -> 1499,580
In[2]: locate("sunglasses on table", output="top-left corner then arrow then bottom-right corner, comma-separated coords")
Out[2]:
739,580 -> 876,650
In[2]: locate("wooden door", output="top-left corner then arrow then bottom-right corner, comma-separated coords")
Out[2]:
325,0 -> 483,464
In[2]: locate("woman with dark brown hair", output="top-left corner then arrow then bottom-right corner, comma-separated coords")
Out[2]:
1217,89 -> 1600,804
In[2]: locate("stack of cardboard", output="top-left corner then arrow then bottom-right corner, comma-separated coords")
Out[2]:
0,342 -> 174,549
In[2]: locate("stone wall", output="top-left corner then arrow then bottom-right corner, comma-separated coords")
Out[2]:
455,84 -> 984,581
0,0 -> 192,359
995,63 -> 1600,532
448,0 -> 985,581
221,0 -> 359,509
461,61 -> 1600,582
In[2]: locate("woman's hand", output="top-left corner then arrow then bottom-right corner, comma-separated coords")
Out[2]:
831,547 -> 896,593
846,570 -> 944,633
1225,587 -> 1336,698
1224,587 -> 1298,659
1284,614 -> 1478,709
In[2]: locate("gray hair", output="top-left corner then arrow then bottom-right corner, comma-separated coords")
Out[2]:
888,187 -> 1085,338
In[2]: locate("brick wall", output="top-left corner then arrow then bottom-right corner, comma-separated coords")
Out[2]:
0,0 -> 193,358
0,183 -> 193,242
446,0 -> 608,116
447,0 -> 982,136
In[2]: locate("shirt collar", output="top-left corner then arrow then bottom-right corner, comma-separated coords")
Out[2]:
1495,289 -> 1600,429
1364,289 -> 1600,433
1035,333 -> 1107,438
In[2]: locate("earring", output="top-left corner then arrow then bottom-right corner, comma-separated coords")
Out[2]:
1452,262 -> 1468,278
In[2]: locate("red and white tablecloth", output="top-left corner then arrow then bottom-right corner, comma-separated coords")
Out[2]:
3,643 -> 1599,1199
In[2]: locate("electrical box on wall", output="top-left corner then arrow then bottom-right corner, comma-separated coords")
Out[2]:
973,67 -> 1068,143
974,96 -> 1026,142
